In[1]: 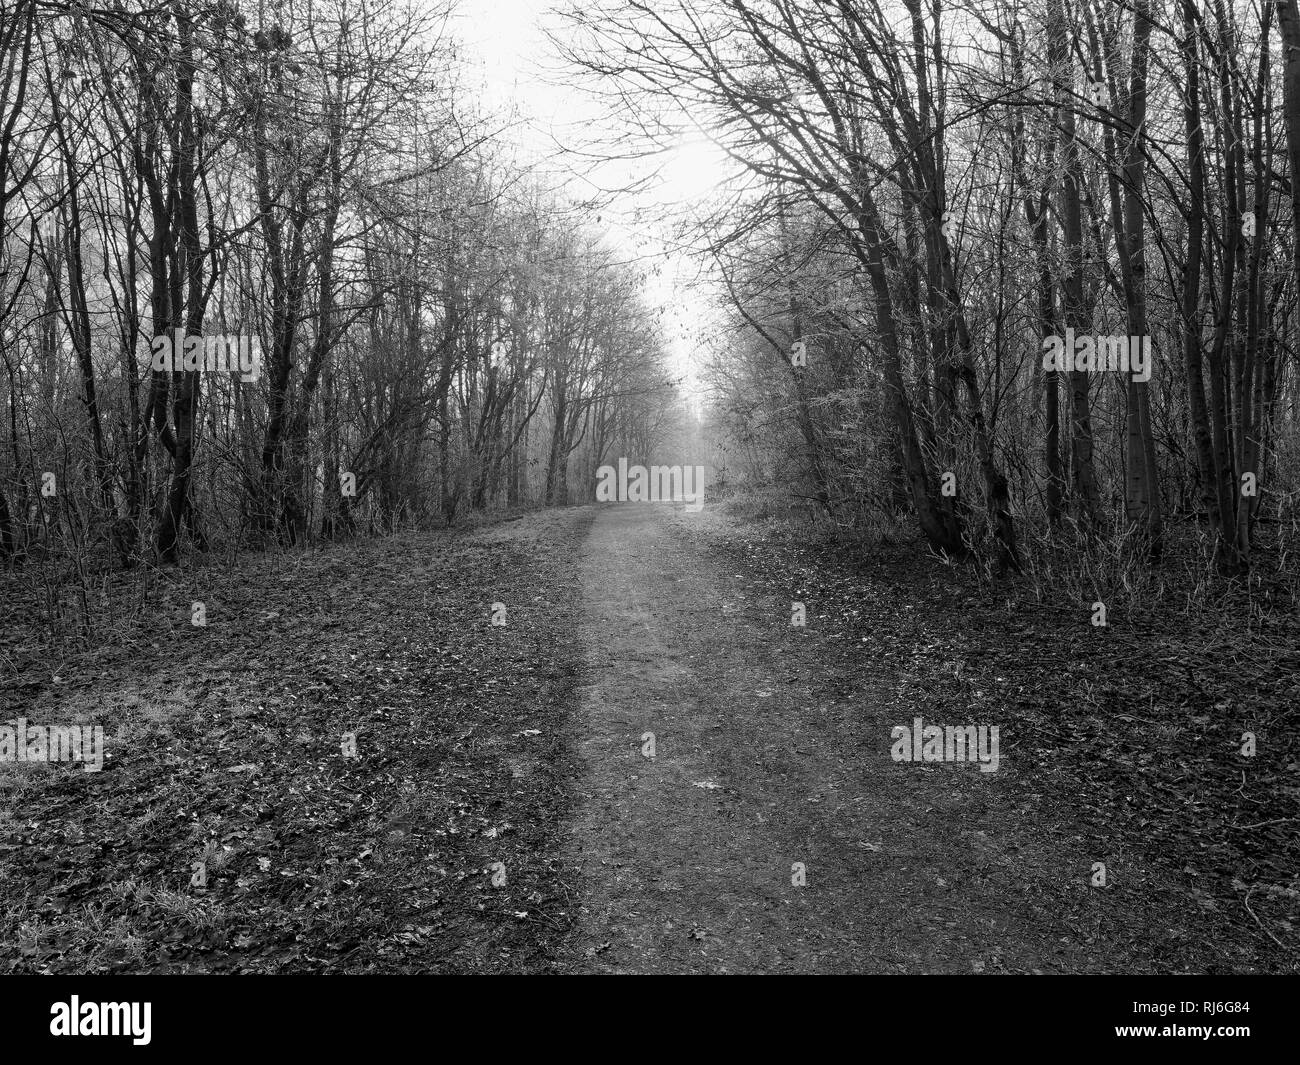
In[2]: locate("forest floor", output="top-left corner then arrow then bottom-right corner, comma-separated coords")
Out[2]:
0,502 -> 1296,973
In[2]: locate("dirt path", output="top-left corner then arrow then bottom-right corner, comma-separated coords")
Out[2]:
564,503 -> 1124,974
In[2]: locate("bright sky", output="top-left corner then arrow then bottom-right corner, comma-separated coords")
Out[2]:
456,0 -> 732,413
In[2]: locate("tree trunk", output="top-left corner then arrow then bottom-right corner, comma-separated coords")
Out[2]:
1049,0 -> 1103,528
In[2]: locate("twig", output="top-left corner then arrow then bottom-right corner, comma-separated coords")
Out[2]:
1243,887 -> 1288,951
1229,817 -> 1299,830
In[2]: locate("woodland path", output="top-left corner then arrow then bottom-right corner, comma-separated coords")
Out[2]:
561,503 -> 1100,973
